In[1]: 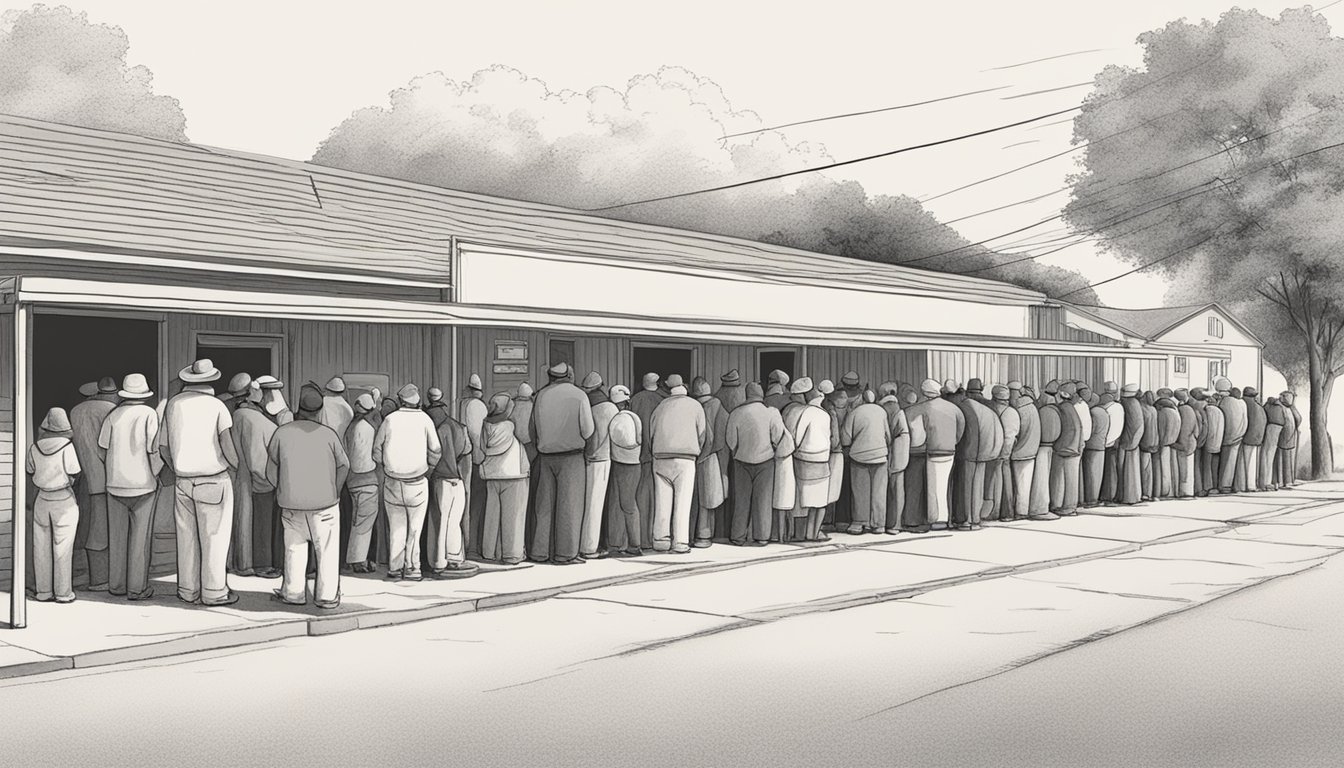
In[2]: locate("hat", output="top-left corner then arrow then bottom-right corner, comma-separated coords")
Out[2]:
1213,376 -> 1232,394
769,369 -> 790,387
642,372 -> 660,390
992,385 -> 1010,401
920,378 -> 942,398
467,374 -> 483,392
691,377 -> 711,397
966,378 -> 985,393
745,382 -> 765,402
1174,389 -> 1189,403
665,374 -> 685,390
179,359 -> 221,383
227,373 -> 253,397
98,376 -> 118,394
1007,380 -> 1022,391
487,393 -> 513,418
548,362 -> 572,380
1244,386 -> 1258,397
40,407 -> 72,433
397,383 -> 421,405
1122,383 -> 1140,396
1044,379 -> 1060,395
818,379 -> 835,395
325,376 -> 346,393
118,373 -> 154,400
580,371 -> 603,391
517,382 -> 534,398
255,375 -> 283,390
610,385 -> 632,404
1156,388 -> 1174,398
1059,382 -> 1077,398
878,382 -> 899,398
942,379 -> 959,395
427,387 -> 444,402
790,376 -> 814,395
297,386 -> 324,414
1077,383 -> 1092,393
1190,387 -> 1207,401
720,369 -> 741,386
1021,385 -> 1037,398
841,371 -> 860,387
78,381 -> 98,398
354,393 -> 375,412
1100,381 -> 1116,395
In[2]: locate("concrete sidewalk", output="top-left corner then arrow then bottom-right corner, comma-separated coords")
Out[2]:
1,481 -> 1339,680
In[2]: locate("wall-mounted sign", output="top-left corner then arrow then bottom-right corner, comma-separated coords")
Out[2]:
495,341 -> 528,361
493,363 -> 529,375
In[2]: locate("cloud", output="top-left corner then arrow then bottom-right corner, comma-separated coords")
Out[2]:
0,4 -> 187,141
313,64 -> 1097,302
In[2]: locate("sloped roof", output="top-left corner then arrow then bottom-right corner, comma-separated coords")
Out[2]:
1077,303 -> 1264,346
0,114 -> 1045,306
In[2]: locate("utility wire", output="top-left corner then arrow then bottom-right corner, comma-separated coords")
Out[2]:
719,86 -> 1011,139
1056,230 -> 1222,298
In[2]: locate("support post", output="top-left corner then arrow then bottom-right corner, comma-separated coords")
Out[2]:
10,300 -> 27,629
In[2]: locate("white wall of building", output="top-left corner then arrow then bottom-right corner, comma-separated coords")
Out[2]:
1157,309 -> 1261,390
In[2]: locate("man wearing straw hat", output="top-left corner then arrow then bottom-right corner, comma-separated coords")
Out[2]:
27,407 -> 82,603
98,373 -> 163,600
161,359 -> 241,606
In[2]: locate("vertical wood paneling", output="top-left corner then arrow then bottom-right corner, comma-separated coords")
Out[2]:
805,347 -> 928,389
702,343 -> 755,388
574,336 -> 629,389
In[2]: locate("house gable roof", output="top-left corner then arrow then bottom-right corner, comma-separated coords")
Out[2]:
1076,303 -> 1264,347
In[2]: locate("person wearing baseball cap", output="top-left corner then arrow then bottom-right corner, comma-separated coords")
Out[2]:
714,369 -> 745,414
952,378 -> 1001,530
425,385 -> 476,578
725,381 -> 790,546
1113,383 -> 1145,505
983,385 -> 1019,523
841,385 -> 891,535
629,372 -> 664,549
161,359 -> 241,606
580,371 -> 617,560
606,384 -> 644,557
1217,378 -> 1248,494
648,373 -> 708,553
528,361 -> 596,564
1007,380 -> 1042,521
229,370 -> 279,579
902,379 -> 965,532
343,393 -> 381,572
371,384 -> 441,581
878,382 -> 910,536
1050,382 -> 1083,515
28,408 -> 82,603
70,375 -> 121,593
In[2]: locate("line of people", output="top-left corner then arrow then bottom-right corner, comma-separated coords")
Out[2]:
25,360 -> 1303,607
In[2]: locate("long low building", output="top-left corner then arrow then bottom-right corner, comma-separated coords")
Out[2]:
0,114 -> 1261,627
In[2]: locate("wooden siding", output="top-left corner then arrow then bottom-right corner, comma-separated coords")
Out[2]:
1000,354 -> 1110,392
1030,306 -> 1123,346
0,313 -> 11,591
805,347 -> 927,388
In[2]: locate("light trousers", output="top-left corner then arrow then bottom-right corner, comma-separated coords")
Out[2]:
1011,458 -> 1035,518
653,457 -> 696,552
582,460 -> 611,556
345,483 -> 379,564
483,478 -> 528,563
279,505 -> 339,605
1178,452 -> 1196,497
1258,434 -> 1280,490
384,477 -> 430,576
925,455 -> 955,526
1030,447 -> 1052,516
33,490 -> 79,601
1218,442 -> 1242,492
173,472 -> 234,604
430,477 -> 467,569
1240,444 -> 1260,492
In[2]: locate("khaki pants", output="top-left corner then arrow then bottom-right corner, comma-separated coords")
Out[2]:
582,460 -> 611,557
653,457 -> 696,552
346,483 -> 379,564
431,477 -> 467,569
33,489 -> 79,602
483,478 -> 528,563
1030,447 -> 1052,516
173,472 -> 234,604
279,505 -> 339,605
1011,458 -> 1035,518
384,477 -> 430,577
925,455 -> 955,526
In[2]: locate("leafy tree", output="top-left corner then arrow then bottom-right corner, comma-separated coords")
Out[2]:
1065,7 -> 1344,477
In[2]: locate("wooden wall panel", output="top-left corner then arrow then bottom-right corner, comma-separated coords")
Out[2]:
805,347 -> 928,390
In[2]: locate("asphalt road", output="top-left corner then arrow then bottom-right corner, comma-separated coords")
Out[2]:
2,504 -> 1342,767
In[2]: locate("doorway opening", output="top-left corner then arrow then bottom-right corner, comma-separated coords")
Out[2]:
633,345 -> 694,390
194,334 -> 282,396
758,349 -> 796,388
33,312 -> 160,419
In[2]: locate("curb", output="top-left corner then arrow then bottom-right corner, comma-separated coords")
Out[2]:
10,488 -> 1344,682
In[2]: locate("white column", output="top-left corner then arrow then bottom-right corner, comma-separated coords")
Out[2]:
10,301 -> 27,629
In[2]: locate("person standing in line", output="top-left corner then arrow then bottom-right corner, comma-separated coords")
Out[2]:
234,376 -> 279,579
1008,383 -> 1040,521
476,393 -> 530,565
841,388 -> 890,535
1261,394 -> 1284,491
1241,386 -> 1267,492
1097,382 -> 1124,503
319,377 -> 354,442
27,408 -> 82,604
581,372 -> 617,560
344,394 -> 381,572
1199,389 -> 1225,494
955,380 -> 1002,530
1114,384 -> 1145,506
1030,384 -> 1060,520
70,376 -> 118,592
606,385 -> 644,557
692,377 -> 728,548
714,370 -> 745,414
788,379 -> 833,541
427,393 -> 476,578
764,370 -> 792,412
648,374 -> 707,554
985,385 -> 1019,522
879,383 -> 910,535
265,384 -> 348,608
1214,378 -> 1246,494
254,376 -> 293,426
1138,391 -> 1160,501
373,384 -> 441,581
726,382 -> 789,546
630,372 -> 663,551
1173,390 -> 1201,498
1081,389 -> 1110,508
511,383 -> 536,460
161,359 -> 240,606
1155,390 -> 1181,498
912,379 -> 964,531
460,374 -> 489,560
1191,389 -> 1215,496
98,374 -> 162,600
529,363 -> 595,565
1051,383 -> 1083,515
1072,382 -> 1094,507
900,384 -> 929,533
424,387 -> 452,428
1279,391 -> 1301,487
820,381 -> 846,532
772,380 -> 806,542
221,374 -> 254,578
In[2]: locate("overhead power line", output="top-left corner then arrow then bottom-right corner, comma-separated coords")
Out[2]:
1056,230 -> 1222,298
983,48 -> 1109,72
719,86 -> 1011,140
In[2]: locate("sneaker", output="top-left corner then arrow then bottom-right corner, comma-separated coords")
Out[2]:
314,599 -> 341,610
884,528 -> 901,535
202,592 -> 240,607
54,595 -> 77,604
691,540 -> 712,549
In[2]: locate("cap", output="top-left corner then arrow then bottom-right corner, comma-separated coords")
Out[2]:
40,407 -> 72,433
354,393 -> 375,412
580,371 -> 603,390
920,378 -> 942,398
427,387 -> 444,402
98,376 -> 118,394
691,377 -> 711,397
1044,379 -> 1060,395
642,372 -> 660,390
1060,382 -> 1077,398
745,382 -> 765,402
255,375 -> 283,390
770,369 -> 790,386
78,381 -> 99,398
297,387 -> 324,414
665,374 -> 685,390
397,383 -> 421,405
942,378 -> 959,395
1006,380 -> 1023,391
467,374 -> 483,391
517,383 -> 534,398
818,379 -> 835,395
790,376 -> 814,395
325,376 -> 346,393
841,371 -> 860,387
227,373 -> 253,397
1244,386 -> 1258,397
548,362 -> 572,380
992,385 -> 1010,401
966,378 -> 984,393
1213,376 -> 1232,393
1156,388 -> 1174,398
720,369 -> 741,386
610,385 -> 632,404
1102,381 -> 1118,395
1122,383 -> 1140,396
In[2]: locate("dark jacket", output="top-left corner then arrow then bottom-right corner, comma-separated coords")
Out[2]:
1243,397 -> 1268,446
1156,398 -> 1180,447
1118,396 -> 1144,451
1037,398 -> 1062,448
1139,397 -> 1160,453
1175,402 -> 1200,455
629,388 -> 664,461
1084,403 -> 1110,452
1054,397 -> 1082,457
906,397 -> 964,456
957,397 -> 1002,462
1012,397 -> 1041,461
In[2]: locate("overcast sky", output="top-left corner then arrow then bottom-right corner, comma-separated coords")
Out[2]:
38,0 -> 1344,307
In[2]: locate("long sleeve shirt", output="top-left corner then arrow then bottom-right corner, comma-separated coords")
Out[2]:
609,410 -> 643,465
649,395 -> 707,460
1102,400 -> 1125,448
266,420 -> 349,511
232,404 -> 278,492
1220,396 -> 1248,445
344,417 -> 378,487
1012,399 -> 1041,460
1118,397 -> 1145,452
994,402 -> 1020,461
725,402 -> 789,465
841,403 -> 891,464
530,382 -> 595,455
373,407 -> 442,480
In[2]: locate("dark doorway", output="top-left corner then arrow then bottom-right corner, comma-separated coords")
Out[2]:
758,349 -> 796,388
196,343 -> 274,394
633,346 -> 693,388
34,313 -> 159,420
548,338 -> 576,370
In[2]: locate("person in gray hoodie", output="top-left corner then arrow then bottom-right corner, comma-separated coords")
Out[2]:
879,383 -> 910,535
842,389 -> 891,535
606,386 -> 644,557
648,374 -> 707,553
528,363 -> 595,565
29,408 -> 83,603
477,394 -> 530,565
905,379 -> 965,531
726,383 -> 791,545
